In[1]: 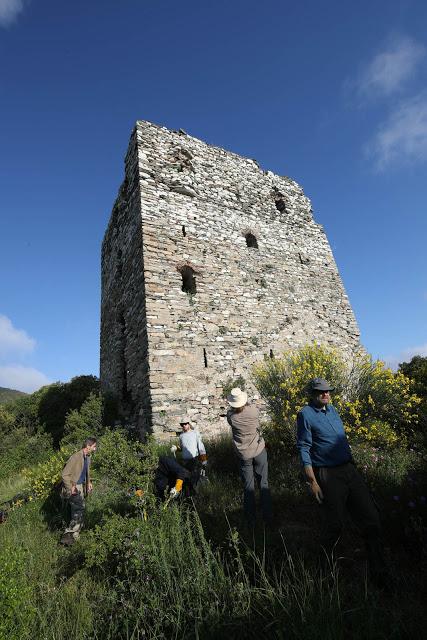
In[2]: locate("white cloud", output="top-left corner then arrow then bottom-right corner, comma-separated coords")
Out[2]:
0,0 -> 25,27
349,35 -> 425,103
0,364 -> 53,393
365,92 -> 427,171
384,343 -> 427,372
0,314 -> 35,360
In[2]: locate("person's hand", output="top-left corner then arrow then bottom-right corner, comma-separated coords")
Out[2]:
169,487 -> 180,497
71,486 -> 78,495
171,445 -> 177,453
88,482 -> 93,492
307,481 -> 324,504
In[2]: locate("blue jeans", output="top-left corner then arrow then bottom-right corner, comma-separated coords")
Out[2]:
237,448 -> 273,524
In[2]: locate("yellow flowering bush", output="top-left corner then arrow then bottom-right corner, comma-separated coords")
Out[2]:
23,445 -> 74,500
344,418 -> 404,449
252,343 -> 420,452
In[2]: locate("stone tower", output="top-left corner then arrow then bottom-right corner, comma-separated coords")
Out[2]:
101,121 -> 361,439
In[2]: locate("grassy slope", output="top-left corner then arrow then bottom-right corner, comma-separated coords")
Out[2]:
1,435 -> 426,639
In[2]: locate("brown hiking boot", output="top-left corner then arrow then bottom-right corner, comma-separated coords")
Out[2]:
59,533 -> 74,546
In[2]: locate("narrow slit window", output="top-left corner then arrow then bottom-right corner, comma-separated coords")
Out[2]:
203,348 -> 208,368
182,225 -> 186,237
116,249 -> 123,278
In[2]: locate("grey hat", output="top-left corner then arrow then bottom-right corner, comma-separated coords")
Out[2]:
307,378 -> 335,393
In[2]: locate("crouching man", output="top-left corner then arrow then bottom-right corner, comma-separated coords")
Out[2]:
154,455 -> 191,503
60,436 -> 97,546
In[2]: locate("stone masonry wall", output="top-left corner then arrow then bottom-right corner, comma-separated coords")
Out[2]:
101,121 -> 362,439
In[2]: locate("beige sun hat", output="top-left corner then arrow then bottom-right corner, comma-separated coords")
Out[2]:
227,387 -> 248,408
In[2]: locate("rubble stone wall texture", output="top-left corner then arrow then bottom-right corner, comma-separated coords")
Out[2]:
101,121 -> 362,439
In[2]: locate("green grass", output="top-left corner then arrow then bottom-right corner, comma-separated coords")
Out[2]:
0,434 -> 426,639
0,473 -> 26,503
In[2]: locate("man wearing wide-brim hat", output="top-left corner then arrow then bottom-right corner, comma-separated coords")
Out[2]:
170,415 -> 207,505
226,387 -> 273,526
297,378 -> 386,586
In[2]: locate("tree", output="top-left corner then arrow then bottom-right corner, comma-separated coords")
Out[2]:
398,355 -> 427,433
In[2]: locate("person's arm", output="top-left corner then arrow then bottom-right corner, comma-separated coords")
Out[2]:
62,454 -> 78,495
302,465 -> 324,504
297,412 -> 323,504
196,431 -> 207,464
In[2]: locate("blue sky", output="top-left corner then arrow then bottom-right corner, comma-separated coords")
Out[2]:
1,0 -> 426,393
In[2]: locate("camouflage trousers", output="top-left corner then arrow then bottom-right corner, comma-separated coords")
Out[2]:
63,484 -> 87,540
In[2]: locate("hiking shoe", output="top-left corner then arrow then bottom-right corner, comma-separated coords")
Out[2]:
59,533 -> 74,546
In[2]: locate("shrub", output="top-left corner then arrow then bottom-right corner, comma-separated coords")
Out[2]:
23,445 -> 74,500
252,342 -> 420,452
0,430 -> 53,480
61,391 -> 104,446
7,375 -> 101,446
222,375 -> 246,399
93,429 -> 158,502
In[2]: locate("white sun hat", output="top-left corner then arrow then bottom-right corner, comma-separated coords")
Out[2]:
227,387 -> 248,408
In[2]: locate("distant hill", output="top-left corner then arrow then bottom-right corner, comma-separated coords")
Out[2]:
0,387 -> 28,404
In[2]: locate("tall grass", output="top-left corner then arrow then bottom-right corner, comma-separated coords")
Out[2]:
0,434 -> 426,639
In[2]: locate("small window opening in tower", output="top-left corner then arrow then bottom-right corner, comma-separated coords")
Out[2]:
203,348 -> 208,368
181,265 -> 197,294
275,198 -> 286,212
245,233 -> 258,249
270,349 -> 275,359
117,312 -> 128,401
182,225 -> 186,237
116,249 -> 123,278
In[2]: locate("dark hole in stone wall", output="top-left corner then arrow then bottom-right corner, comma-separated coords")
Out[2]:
275,198 -> 287,212
270,349 -> 275,359
245,233 -> 258,249
181,265 -> 197,294
182,225 -> 186,237
203,348 -> 208,368
116,249 -> 123,278
117,313 -> 128,401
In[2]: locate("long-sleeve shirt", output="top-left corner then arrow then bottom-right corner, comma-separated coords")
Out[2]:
62,450 -> 91,497
179,430 -> 206,460
297,402 -> 352,468
227,404 -> 265,460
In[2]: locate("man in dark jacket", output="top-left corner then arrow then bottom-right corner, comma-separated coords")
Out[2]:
60,436 -> 97,546
297,378 -> 387,585
154,455 -> 191,502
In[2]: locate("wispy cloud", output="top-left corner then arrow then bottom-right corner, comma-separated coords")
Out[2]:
348,35 -> 426,103
384,343 -> 427,372
0,364 -> 53,394
0,0 -> 26,27
0,313 -> 35,359
365,92 -> 427,171
0,314 -> 53,392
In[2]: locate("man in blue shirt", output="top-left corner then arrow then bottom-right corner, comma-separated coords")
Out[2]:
297,378 -> 386,585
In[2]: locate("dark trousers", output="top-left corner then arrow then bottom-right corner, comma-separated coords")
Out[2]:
237,448 -> 273,525
182,457 -> 200,504
314,461 -> 385,576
